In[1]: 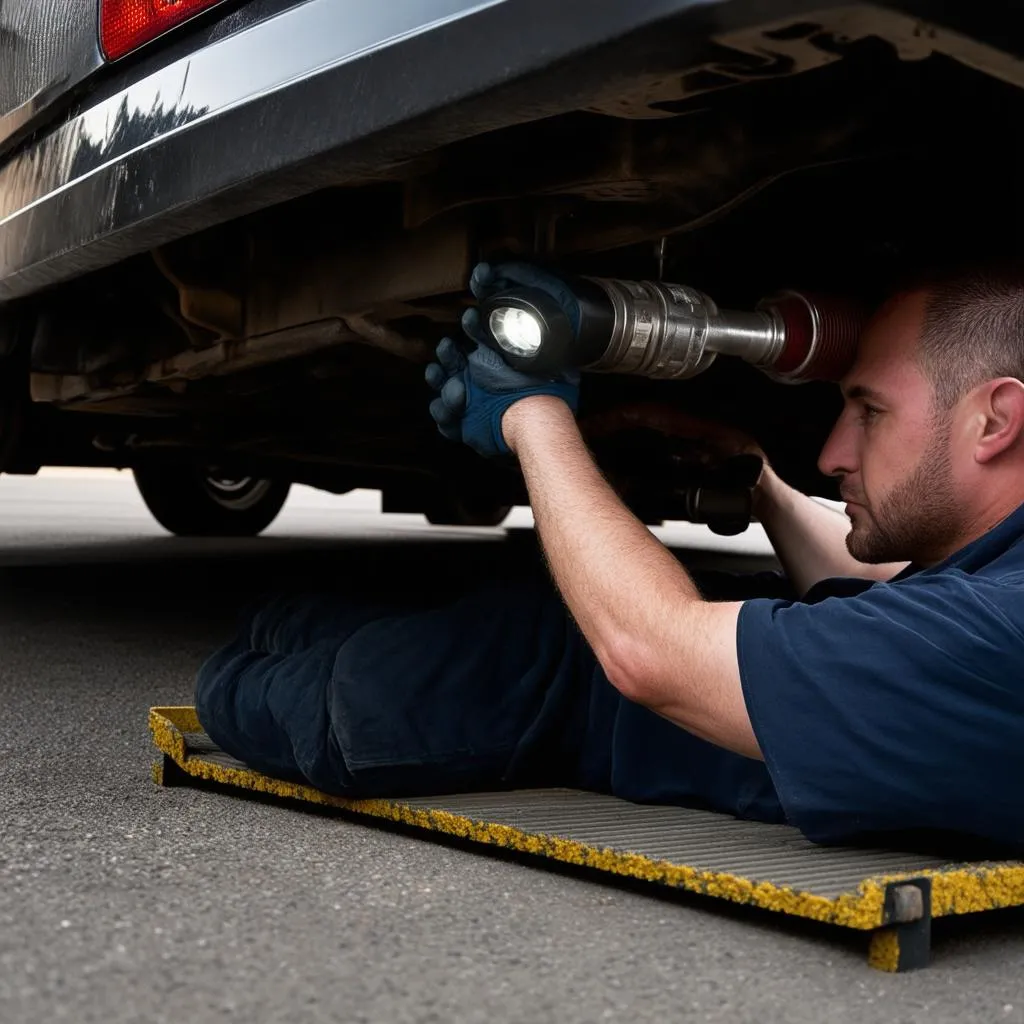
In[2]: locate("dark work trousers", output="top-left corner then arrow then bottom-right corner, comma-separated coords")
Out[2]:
195,567 -> 793,823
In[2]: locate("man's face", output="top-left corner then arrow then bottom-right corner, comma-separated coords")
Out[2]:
817,290 -> 965,565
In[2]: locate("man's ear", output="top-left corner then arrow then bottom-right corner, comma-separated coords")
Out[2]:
974,377 -> 1024,464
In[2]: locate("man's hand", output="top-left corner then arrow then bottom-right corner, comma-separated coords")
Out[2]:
426,261 -> 581,457
426,339 -> 579,457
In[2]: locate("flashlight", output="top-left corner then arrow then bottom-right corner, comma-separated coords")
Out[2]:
484,289 -> 577,370
482,281 -> 618,374
480,277 -> 864,384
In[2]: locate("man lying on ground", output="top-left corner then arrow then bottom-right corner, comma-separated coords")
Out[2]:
195,264 -> 1024,850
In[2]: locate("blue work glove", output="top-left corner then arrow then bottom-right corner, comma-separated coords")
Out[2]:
425,262 -> 581,457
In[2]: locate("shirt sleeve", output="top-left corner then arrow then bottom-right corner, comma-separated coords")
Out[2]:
737,571 -> 1024,847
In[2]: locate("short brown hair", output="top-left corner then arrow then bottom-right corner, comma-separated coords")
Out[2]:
919,266 -> 1024,410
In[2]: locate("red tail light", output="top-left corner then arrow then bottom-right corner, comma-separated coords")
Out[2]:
100,0 -> 227,61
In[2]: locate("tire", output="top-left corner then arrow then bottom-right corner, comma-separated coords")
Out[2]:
132,464 -> 290,537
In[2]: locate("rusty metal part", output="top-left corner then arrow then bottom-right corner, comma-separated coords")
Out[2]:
152,248 -> 243,342
30,320 -> 359,405
584,7 -> 1024,119
402,107 -> 869,247
245,214 -> 471,339
342,316 -> 432,363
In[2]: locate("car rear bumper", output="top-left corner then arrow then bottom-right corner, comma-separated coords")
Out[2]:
1,0 -> 1014,305
0,0 -> 736,303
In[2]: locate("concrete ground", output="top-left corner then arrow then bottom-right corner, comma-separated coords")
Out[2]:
1,470 -> 1023,1024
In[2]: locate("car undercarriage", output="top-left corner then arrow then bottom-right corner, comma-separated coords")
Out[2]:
1,5 -> 1022,530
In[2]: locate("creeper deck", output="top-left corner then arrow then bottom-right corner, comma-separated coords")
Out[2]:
150,706 -> 1024,971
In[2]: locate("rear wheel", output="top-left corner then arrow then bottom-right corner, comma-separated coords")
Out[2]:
133,464 -> 290,537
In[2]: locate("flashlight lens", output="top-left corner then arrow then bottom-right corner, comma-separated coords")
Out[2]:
488,306 -> 543,357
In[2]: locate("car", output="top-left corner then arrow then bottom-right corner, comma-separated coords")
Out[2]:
0,0 -> 1020,535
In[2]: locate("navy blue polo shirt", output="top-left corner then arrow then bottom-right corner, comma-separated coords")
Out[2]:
737,500 -> 1024,849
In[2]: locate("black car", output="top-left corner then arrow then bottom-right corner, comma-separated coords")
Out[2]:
0,0 -> 1020,534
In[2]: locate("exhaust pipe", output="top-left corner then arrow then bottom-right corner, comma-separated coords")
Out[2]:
480,277 -> 865,383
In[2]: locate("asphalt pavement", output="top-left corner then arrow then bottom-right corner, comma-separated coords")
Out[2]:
1,470 -> 1023,1024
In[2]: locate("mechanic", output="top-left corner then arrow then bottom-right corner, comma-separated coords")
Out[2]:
195,263 -> 1024,849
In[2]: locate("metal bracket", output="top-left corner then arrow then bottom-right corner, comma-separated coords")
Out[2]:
868,878 -> 933,972
155,753 -> 191,788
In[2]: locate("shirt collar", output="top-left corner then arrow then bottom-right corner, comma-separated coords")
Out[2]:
909,500 -> 1024,578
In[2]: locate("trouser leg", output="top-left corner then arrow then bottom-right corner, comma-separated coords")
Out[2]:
195,578 -> 594,796
193,592 -> 386,786
195,561 -> 792,815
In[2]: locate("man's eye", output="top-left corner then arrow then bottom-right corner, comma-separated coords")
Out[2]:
860,405 -> 881,422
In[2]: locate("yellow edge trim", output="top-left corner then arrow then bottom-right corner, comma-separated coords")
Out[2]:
868,930 -> 902,972
149,707 -> 351,810
344,796 -> 886,928
149,707 -> 1024,928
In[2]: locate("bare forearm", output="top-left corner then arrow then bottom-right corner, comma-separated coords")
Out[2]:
502,397 -> 755,756
504,398 -> 700,670
754,467 -> 907,596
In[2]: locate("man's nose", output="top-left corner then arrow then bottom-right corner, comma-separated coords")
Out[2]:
817,417 -> 855,479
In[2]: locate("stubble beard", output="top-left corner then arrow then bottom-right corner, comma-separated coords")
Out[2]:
844,417 -> 964,565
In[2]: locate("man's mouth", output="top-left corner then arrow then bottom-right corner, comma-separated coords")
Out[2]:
840,493 -> 866,517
